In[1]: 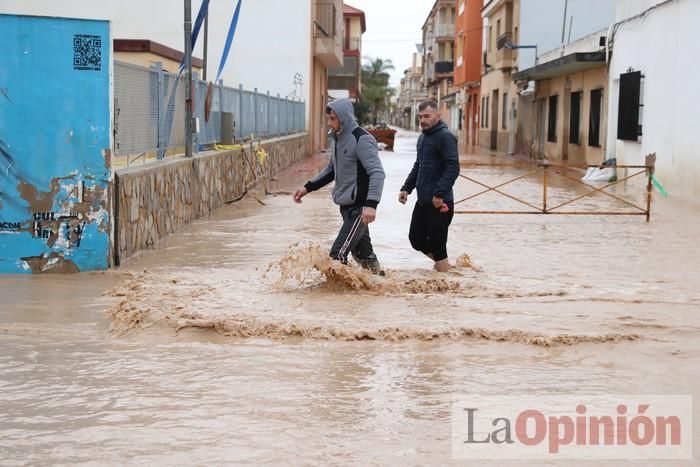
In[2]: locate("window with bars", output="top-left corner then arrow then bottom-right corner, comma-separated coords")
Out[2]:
589,88 -> 603,147
547,95 -> 558,143
569,91 -> 581,145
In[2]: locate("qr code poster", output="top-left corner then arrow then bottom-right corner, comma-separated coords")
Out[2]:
73,34 -> 102,71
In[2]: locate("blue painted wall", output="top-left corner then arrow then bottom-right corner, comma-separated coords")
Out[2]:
0,14 -> 111,273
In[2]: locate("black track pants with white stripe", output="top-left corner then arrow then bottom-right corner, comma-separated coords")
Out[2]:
329,205 -> 378,264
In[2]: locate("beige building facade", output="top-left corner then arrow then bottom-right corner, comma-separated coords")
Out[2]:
531,67 -> 607,164
310,0 -> 344,153
113,39 -> 203,74
514,31 -> 610,164
479,0 -> 519,152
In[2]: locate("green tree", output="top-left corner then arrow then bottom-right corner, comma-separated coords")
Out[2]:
354,57 -> 394,125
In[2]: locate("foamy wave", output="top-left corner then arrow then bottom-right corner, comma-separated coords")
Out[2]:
107,303 -> 640,346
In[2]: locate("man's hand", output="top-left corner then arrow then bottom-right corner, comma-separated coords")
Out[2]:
432,195 -> 444,209
361,207 -> 376,224
293,187 -> 308,204
398,191 -> 408,205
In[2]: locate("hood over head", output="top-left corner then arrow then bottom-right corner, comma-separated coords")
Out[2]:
327,99 -> 359,136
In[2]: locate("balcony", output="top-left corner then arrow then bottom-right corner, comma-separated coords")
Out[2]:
494,47 -> 515,70
497,32 -> 512,50
434,23 -> 455,39
328,56 -> 359,92
435,61 -> 454,75
314,2 -> 343,68
328,56 -> 358,77
344,37 -> 361,53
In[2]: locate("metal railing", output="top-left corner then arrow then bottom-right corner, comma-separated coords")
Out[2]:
497,32 -> 512,50
113,60 -> 305,164
434,23 -> 456,37
454,154 -> 657,222
344,37 -> 361,51
328,55 -> 359,77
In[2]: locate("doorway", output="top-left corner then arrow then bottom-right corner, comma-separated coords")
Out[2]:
536,98 -> 546,158
490,89 -> 499,150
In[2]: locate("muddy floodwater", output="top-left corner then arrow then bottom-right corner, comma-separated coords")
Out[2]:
1,130 -> 699,465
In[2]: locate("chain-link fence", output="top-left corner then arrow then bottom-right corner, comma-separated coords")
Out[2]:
114,60 -> 306,162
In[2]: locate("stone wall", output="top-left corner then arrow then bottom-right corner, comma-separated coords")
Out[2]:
114,133 -> 309,263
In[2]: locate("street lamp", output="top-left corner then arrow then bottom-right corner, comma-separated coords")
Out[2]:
504,41 -> 539,64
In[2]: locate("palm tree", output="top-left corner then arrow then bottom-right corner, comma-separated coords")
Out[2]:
360,57 -> 395,125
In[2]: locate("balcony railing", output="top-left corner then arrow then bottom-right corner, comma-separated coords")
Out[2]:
328,56 -> 359,77
314,3 -> 336,37
434,23 -> 455,38
435,61 -> 454,74
497,32 -> 512,50
344,37 -> 361,52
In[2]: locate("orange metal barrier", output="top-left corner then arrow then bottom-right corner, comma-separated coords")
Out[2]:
454,154 -> 657,222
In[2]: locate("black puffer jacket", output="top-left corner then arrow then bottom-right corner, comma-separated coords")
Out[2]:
401,121 -> 460,203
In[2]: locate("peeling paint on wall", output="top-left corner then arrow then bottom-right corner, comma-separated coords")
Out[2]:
0,14 -> 111,274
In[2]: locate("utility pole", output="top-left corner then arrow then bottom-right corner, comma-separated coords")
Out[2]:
561,0 -> 569,45
203,10 -> 208,81
184,0 -> 193,157
568,16 -> 574,44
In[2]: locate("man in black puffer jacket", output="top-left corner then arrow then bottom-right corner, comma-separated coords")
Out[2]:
399,100 -> 460,272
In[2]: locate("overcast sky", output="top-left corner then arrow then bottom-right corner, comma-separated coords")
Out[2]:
346,0 -> 435,88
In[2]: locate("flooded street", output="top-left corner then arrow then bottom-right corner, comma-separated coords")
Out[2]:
1,130 -> 699,465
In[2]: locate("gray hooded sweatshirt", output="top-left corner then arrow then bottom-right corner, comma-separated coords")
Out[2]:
304,99 -> 385,208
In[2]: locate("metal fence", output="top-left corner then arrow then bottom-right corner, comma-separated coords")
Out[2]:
113,60 -> 306,159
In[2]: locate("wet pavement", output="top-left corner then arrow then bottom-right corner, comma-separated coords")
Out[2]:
1,129 -> 699,465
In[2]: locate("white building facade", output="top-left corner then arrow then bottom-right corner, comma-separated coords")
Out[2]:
606,0 -> 699,200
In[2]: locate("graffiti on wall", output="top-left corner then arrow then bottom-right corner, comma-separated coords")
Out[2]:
0,14 -> 111,274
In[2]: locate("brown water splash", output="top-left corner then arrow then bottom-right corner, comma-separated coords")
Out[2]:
455,253 -> 481,271
105,270 -> 640,346
265,243 -> 462,294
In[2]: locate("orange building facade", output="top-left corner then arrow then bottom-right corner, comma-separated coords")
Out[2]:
453,0 -> 483,149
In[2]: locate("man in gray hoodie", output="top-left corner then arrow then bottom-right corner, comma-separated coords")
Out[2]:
293,99 -> 386,274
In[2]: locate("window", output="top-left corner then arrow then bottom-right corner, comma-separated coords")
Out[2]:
484,96 -> 491,128
481,96 -> 486,128
496,19 -> 501,39
502,93 -> 508,129
617,71 -> 642,141
589,89 -> 603,147
569,91 -> 581,144
547,95 -> 558,143
485,96 -> 490,129
489,26 -> 493,51
456,36 -> 464,67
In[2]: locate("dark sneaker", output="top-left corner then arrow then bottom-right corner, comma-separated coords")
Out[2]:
358,258 -> 385,276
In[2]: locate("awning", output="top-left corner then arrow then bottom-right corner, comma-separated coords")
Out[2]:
513,51 -> 606,82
